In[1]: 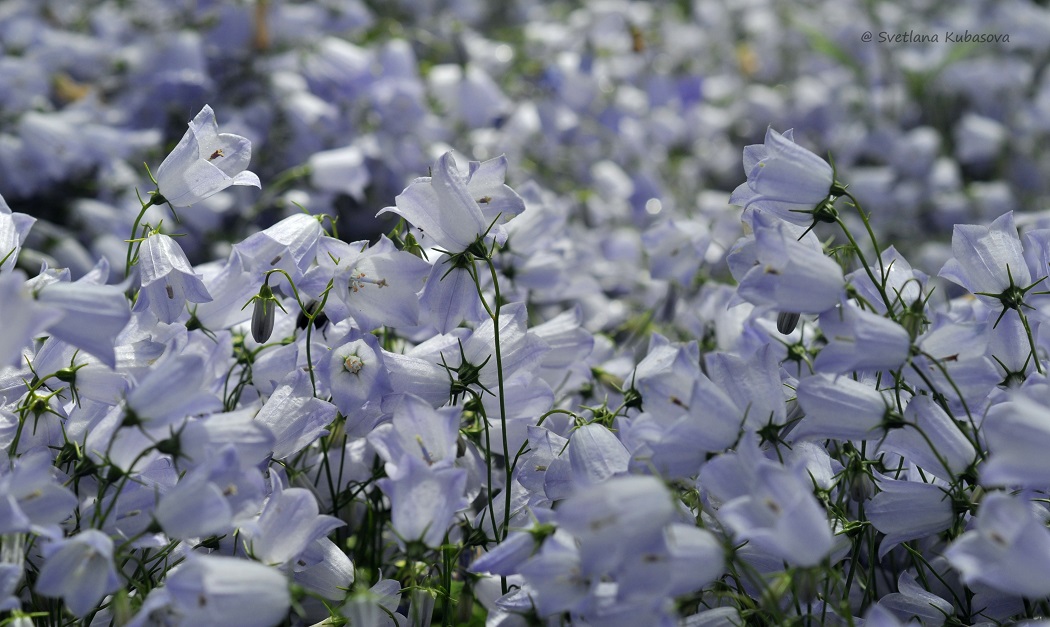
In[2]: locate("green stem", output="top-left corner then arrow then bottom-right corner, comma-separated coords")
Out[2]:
124,195 -> 160,280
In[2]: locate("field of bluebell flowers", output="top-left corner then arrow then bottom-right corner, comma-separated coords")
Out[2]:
5,0 -> 1050,625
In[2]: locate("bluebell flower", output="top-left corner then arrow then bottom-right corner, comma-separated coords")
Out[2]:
154,105 -> 260,208
981,393 -> 1050,487
234,212 -> 322,282
877,571 -> 954,626
940,212 -> 1039,320
0,450 -> 77,536
377,152 -> 524,253
244,487 -> 344,567
160,554 -> 290,627
814,300 -> 911,374
731,210 -> 845,314
866,471 -> 955,559
35,280 -> 130,369
369,393 -> 461,473
35,530 -> 120,618
699,434 -> 833,567
376,453 -> 468,549
881,395 -> 977,479
730,127 -> 838,227
134,233 -> 212,323
945,492 -> 1050,599
308,236 -> 430,331
254,370 -> 337,459
308,144 -> 370,200
0,271 -> 62,367
793,373 -> 891,441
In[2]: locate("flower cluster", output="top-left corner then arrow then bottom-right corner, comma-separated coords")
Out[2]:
5,0 -> 1050,626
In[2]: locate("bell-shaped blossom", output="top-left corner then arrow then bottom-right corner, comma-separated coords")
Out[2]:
234,213 -> 322,282
866,472 -> 955,559
154,446 -> 265,540
732,211 -> 845,314
0,450 -> 77,536
939,211 -> 1034,306
134,233 -> 212,323
556,475 -> 675,576
699,435 -> 833,567
944,492 -> 1050,598
630,334 -> 701,420
293,538 -> 355,601
243,487 -> 344,567
0,270 -> 62,367
154,105 -> 260,207
190,250 -> 262,331
981,394 -> 1050,487
163,554 -> 290,627
34,530 -> 120,617
255,370 -> 337,459
419,264 -> 488,332
369,393 -> 460,473
877,571 -> 953,627
729,127 -> 835,226
793,373 -> 890,441
377,454 -> 468,548
814,301 -> 911,374
704,344 -> 786,429
35,280 -> 130,368
377,152 -> 524,252
310,236 -> 430,331
880,395 -> 977,479
847,246 -> 928,318
125,352 -> 222,428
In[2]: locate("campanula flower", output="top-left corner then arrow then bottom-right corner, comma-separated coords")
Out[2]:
163,554 -> 290,627
731,210 -> 845,314
945,491 -> 1050,599
730,127 -> 840,226
153,105 -> 260,208
134,232 -> 212,323
34,530 -> 120,618
377,152 -> 524,253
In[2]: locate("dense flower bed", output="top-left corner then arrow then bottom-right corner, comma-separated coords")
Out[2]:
4,0 -> 1050,626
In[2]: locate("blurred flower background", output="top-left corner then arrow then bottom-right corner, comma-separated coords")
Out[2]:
7,0 -> 1050,281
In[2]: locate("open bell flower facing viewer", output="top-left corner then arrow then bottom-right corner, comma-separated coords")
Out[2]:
153,105 -> 260,208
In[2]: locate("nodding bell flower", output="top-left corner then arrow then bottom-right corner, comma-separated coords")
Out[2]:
153,105 -> 260,208
243,278 -> 287,343
730,127 -> 846,227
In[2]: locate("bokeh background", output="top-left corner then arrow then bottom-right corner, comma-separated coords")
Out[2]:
3,0 -> 1050,282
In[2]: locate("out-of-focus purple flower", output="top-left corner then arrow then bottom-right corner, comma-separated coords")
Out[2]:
35,530 -> 120,618
730,127 -> 837,226
154,105 -> 260,208
134,233 -> 212,323
308,144 -> 370,200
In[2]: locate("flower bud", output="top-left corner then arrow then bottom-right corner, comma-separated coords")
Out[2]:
251,285 -> 276,344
